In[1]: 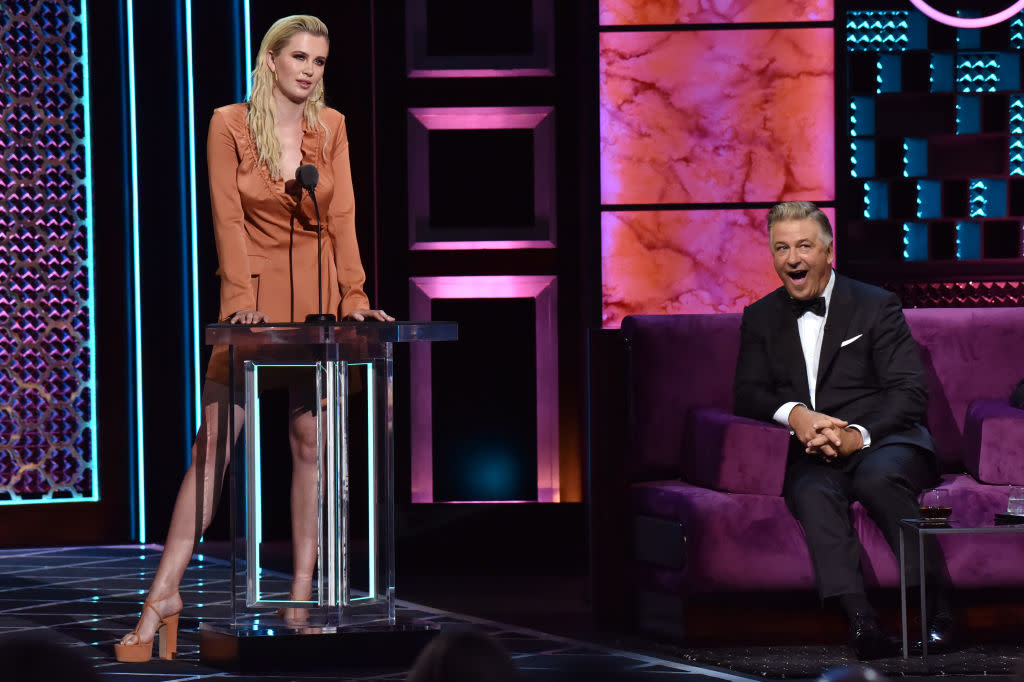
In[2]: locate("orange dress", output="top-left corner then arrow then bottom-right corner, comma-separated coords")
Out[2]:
205,102 -> 370,385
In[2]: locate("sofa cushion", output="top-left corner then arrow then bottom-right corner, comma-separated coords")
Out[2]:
621,314 -> 743,482
630,480 -> 816,592
904,308 -> 1024,471
963,398 -> 1024,484
689,408 -> 790,495
631,474 -> 1024,595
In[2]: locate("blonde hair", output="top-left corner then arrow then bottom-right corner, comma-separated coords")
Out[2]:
766,201 -> 833,247
247,15 -> 330,180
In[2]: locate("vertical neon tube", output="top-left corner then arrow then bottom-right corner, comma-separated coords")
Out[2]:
366,363 -> 375,599
252,365 -> 263,549
80,0 -> 100,500
244,0 -> 252,99
185,0 -> 201,437
125,0 -> 146,542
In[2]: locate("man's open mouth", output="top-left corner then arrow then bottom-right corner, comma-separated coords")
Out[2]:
788,270 -> 808,282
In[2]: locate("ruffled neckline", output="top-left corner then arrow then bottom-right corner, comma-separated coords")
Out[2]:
241,107 -> 323,208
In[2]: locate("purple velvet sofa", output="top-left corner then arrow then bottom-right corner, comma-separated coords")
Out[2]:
620,308 -> 1024,633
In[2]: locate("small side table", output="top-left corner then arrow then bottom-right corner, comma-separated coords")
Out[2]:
898,517 -> 1024,659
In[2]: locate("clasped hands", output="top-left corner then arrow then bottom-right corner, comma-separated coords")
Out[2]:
788,404 -> 864,462
228,309 -> 395,324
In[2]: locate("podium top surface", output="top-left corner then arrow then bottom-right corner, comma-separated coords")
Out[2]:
205,320 -> 458,347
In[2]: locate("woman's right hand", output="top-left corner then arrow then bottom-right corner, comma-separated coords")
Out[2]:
228,309 -> 269,324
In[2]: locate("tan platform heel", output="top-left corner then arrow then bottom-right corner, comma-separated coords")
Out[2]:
114,597 -> 181,662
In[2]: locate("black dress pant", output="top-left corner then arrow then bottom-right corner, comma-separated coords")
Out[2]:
783,439 -> 941,600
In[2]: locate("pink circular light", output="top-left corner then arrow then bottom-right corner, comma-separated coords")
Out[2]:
908,0 -> 1024,28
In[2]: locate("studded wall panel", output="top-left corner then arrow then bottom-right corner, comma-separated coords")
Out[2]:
0,1 -> 97,503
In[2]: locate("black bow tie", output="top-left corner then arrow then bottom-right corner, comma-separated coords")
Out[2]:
790,296 -> 826,317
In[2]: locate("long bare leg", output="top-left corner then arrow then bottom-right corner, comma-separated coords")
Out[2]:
287,389 -> 322,604
119,381 -> 243,646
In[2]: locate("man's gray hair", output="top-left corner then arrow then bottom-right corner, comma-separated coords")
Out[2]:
766,201 -> 833,247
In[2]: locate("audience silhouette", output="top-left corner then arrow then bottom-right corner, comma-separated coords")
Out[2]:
0,632 -> 101,681
406,627 -> 521,682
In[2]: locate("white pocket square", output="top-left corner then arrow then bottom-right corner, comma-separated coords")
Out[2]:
841,334 -> 863,347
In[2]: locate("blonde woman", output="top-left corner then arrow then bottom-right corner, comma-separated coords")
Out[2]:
116,15 -> 392,662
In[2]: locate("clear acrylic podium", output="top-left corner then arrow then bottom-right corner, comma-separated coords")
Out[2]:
199,321 -> 457,673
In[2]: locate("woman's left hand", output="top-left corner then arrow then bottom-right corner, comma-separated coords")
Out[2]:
344,309 -> 395,322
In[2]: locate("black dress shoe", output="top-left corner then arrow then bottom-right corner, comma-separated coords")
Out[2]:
912,612 -> 959,654
848,612 -> 902,660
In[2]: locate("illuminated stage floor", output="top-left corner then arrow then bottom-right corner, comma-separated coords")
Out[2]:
0,546 -> 746,682
2,546 -> 1019,681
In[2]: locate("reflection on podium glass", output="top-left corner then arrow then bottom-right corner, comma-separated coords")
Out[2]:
199,322 -> 456,671
243,360 -> 391,629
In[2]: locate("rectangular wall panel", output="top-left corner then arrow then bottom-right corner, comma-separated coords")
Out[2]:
842,6 -> 1024,306
600,0 -> 833,25
409,276 -> 559,503
408,107 -> 556,250
600,28 -> 835,205
0,1 -> 97,503
602,208 -> 836,327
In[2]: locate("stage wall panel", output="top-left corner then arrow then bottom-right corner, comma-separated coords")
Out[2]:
0,0 -> 97,504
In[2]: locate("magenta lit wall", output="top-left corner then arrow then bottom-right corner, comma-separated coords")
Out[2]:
599,0 -> 833,25
599,2 -> 835,327
602,208 -> 836,327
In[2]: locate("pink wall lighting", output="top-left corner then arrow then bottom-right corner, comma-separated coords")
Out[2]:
600,0 -> 833,25
406,0 -> 555,78
409,276 -> 560,503
603,207 -> 837,328
907,1 -> 1024,29
600,28 -> 835,206
407,107 -> 556,250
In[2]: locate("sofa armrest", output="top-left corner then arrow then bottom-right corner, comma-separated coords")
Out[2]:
963,398 -> 1024,484
688,408 -> 790,495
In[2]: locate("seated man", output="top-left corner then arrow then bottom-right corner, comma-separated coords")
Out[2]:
732,201 -> 954,659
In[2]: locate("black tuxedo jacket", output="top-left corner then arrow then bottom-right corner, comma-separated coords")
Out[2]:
733,273 -> 935,455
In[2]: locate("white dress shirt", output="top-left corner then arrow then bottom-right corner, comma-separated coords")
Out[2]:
772,270 -> 871,448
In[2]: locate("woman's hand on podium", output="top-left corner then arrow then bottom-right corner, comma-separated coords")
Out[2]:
344,309 -> 395,322
228,309 -> 270,324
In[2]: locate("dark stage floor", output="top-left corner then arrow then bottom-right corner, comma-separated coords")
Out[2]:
0,545 -> 1019,681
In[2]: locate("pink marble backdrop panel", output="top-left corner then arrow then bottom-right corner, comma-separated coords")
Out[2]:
600,29 -> 834,205
599,0 -> 833,25
601,207 -> 836,328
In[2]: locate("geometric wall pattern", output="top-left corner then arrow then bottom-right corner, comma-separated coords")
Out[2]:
845,8 -> 1024,274
0,0 -> 97,503
599,1 -> 835,327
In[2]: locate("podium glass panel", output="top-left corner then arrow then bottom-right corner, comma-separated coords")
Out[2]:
241,358 -> 394,628
199,322 -> 454,644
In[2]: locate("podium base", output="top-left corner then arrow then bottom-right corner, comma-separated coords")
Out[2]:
199,619 -> 439,674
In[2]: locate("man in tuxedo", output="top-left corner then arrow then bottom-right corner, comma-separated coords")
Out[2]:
733,201 -> 954,659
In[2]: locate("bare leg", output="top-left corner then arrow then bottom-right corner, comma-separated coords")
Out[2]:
286,389 -> 323,604
119,381 -> 243,646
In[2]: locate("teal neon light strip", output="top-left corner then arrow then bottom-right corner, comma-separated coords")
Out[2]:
126,0 -> 146,542
185,0 -> 201,438
81,0 -> 100,501
244,0 -> 252,99
365,363 -> 375,598
252,364 -> 263,551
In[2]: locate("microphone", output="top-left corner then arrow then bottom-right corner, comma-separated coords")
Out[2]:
296,164 -> 318,191
295,164 -> 335,323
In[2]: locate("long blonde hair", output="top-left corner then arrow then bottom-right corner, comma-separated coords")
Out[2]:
248,15 -> 330,180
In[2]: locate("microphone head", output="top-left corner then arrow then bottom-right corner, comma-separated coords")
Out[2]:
295,164 -> 319,190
